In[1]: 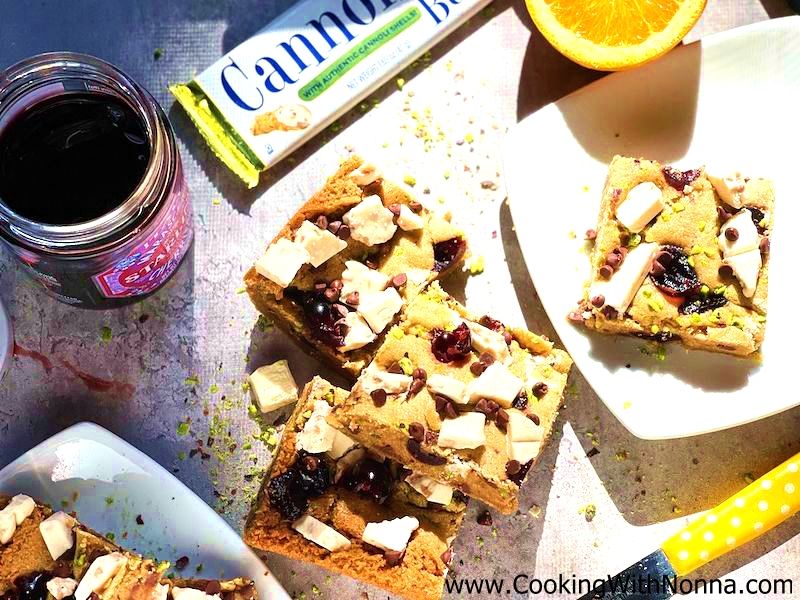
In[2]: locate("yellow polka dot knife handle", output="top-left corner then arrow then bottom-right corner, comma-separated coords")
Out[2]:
662,453 -> 800,575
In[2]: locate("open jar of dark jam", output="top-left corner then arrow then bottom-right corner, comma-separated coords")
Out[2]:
0,53 -> 193,308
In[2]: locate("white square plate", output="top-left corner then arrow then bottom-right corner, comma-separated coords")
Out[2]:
0,422 -> 289,599
504,17 -> 800,440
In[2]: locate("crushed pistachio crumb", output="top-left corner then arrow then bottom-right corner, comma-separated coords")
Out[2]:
467,255 -> 485,275
398,356 -> 413,375
403,174 -> 417,187
100,326 -> 113,343
176,421 -> 190,437
579,504 -> 597,522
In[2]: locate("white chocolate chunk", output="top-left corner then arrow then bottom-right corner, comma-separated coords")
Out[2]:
74,552 -> 128,600
39,511 -> 76,560
589,242 -> 658,316
507,439 -> 542,465
465,321 -> 511,364
615,182 -> 665,233
362,516 -> 420,553
397,205 -> 424,231
153,584 -> 169,600
0,511 -> 15,544
360,366 -> 412,395
465,363 -> 524,408
46,578 -> 78,600
718,209 -> 760,257
2,494 -> 35,525
724,248 -> 762,298
248,360 -> 298,413
427,374 -> 467,405
358,287 -> 403,333
707,170 -> 746,208
171,588 -> 221,600
293,514 -> 351,552
254,238 -> 310,288
296,400 -> 337,454
349,162 -> 382,186
405,473 -> 453,505
340,260 -> 390,301
437,412 -> 486,450
507,409 -> 544,442
294,220 -> 347,267
328,428 -> 358,461
338,312 -> 376,352
342,195 -> 397,245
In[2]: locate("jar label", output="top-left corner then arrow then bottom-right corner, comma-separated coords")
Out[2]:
92,187 -> 193,298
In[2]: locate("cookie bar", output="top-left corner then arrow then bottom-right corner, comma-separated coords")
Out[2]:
326,283 -> 572,515
0,494 -> 256,599
244,155 -> 467,379
244,377 -> 465,600
572,156 -> 773,356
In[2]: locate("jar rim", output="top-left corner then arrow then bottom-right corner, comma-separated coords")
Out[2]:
0,52 -> 176,255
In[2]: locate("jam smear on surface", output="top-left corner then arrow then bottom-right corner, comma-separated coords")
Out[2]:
432,237 -> 466,272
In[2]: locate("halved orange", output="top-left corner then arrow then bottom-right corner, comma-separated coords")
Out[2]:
525,0 -> 707,71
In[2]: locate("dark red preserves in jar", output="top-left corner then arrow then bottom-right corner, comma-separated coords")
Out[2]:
0,52 -> 193,308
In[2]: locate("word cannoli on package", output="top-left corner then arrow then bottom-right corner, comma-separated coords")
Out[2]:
170,0 -> 491,187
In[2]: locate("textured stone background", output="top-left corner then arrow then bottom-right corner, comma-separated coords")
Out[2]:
1,1 -> 799,598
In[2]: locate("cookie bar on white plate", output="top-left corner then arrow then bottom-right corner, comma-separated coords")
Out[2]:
571,155 -> 773,357
244,155 -> 467,379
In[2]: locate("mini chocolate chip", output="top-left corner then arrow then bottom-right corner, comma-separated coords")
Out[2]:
407,438 -> 446,465
175,556 -> 190,570
477,510 -> 493,526
205,581 -> 222,595
408,422 -> 425,442
613,246 -> 628,258
330,279 -> 343,292
371,389 -> 387,407
345,291 -> 359,305
328,220 -> 342,234
532,381 -> 548,398
528,413 -> 541,425
470,361 -> 487,376
412,368 -> 427,381
495,409 -> 509,431
440,547 -> 453,566
503,331 -> 513,345
315,215 -> 329,230
337,224 -> 351,240
387,362 -> 404,374
444,401 -> 458,419
585,229 -> 597,241
302,455 -> 319,472
409,378 -> 424,396
619,232 -> 630,246
760,237 -> 770,254
717,206 -> 732,222
409,200 -> 423,213
512,391 -> 528,410
324,287 -> 339,301
725,227 -> 739,241
384,550 -> 404,566
391,273 -> 408,288
599,265 -> 614,279
601,306 -> 619,319
479,352 -> 495,366
388,203 -> 402,216
590,295 -> 605,308
506,460 -> 522,476
434,395 -> 448,413
718,264 -> 734,278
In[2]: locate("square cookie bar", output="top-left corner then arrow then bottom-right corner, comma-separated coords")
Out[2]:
572,156 -> 773,356
244,377 -> 465,600
244,155 -> 467,379
327,283 -> 572,515
0,494 -> 256,599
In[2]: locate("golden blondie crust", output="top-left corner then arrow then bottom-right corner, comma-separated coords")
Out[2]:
0,495 -> 257,599
244,377 -> 465,600
244,155 -> 466,379
327,283 -> 572,515
573,156 -> 772,356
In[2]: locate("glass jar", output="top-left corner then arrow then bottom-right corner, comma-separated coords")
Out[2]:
0,52 -> 193,308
